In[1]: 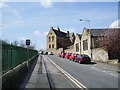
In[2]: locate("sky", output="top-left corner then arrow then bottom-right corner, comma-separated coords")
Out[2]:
1,1 -> 119,50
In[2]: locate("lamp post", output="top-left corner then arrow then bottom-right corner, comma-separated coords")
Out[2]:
79,19 -> 92,60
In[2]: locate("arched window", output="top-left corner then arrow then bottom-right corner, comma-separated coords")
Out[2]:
49,44 -> 51,48
52,36 -> 54,42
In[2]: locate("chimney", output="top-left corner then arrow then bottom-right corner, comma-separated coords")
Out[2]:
67,31 -> 69,38
51,27 -> 53,30
58,27 -> 60,32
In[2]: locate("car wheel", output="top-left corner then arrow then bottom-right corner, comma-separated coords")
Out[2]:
72,58 -> 75,62
75,59 -> 77,62
79,60 -> 81,64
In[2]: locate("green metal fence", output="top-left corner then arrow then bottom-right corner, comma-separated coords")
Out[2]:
2,43 -> 38,74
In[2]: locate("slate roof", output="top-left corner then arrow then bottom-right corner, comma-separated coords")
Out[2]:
76,33 -> 82,39
88,28 -> 120,36
53,29 -> 67,38
89,29 -> 106,36
78,34 -> 82,39
69,33 -> 74,37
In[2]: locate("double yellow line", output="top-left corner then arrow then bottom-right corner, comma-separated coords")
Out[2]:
45,55 -> 88,90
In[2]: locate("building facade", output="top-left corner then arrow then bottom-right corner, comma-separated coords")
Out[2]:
46,27 -> 75,54
80,28 -> 109,62
66,28 -> 118,62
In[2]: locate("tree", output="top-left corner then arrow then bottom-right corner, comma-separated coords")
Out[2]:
29,44 -> 36,50
20,41 -> 26,48
12,40 -> 19,46
99,28 -> 120,62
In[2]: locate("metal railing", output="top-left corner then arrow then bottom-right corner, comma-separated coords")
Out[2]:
2,43 -> 38,74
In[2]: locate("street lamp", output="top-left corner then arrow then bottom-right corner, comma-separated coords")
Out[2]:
79,19 -> 90,30
79,19 -> 92,60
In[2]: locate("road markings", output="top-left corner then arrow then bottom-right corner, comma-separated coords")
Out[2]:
45,56 -> 88,90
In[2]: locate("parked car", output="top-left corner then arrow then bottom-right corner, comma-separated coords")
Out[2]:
60,52 -> 66,58
39,51 -> 43,54
69,54 -> 79,61
43,52 -> 48,55
75,54 -> 91,64
58,52 -> 63,57
65,53 -> 72,59
48,52 -> 53,55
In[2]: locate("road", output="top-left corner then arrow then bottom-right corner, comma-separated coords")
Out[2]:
46,55 -> 119,89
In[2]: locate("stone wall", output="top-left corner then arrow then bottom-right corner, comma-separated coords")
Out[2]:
47,48 -> 63,55
65,48 -> 75,53
92,48 -> 109,62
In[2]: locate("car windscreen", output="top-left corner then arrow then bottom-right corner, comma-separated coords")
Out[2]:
83,55 -> 89,57
76,55 -> 82,58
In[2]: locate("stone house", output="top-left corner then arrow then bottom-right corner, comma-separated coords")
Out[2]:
80,28 -> 109,62
46,27 -> 75,54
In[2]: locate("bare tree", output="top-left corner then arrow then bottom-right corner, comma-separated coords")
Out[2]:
12,40 -> 19,46
29,44 -> 36,50
99,28 -> 120,62
20,41 -> 26,48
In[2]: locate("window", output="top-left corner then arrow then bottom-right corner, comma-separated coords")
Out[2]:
93,37 -> 99,48
76,43 -> 79,52
49,37 -> 51,42
52,36 -> 54,42
49,45 -> 51,48
83,39 -> 88,50
80,42 -> 81,53
52,44 -> 54,48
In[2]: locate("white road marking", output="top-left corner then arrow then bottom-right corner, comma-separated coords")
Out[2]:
45,56 -> 88,90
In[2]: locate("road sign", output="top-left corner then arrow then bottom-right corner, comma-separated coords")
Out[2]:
26,39 -> 30,45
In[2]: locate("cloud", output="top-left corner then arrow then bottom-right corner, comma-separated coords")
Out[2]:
40,0 -> 52,8
34,30 -> 40,36
43,32 -> 48,36
109,20 -> 120,28
3,3 -> 22,26
0,3 -> 8,8
18,37 -> 27,41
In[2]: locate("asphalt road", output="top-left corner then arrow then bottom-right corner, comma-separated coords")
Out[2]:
47,55 -> 119,89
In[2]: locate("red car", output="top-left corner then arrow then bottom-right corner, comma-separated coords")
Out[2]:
60,52 -> 66,58
75,54 -> 91,64
69,54 -> 78,61
58,52 -> 63,57
65,53 -> 72,59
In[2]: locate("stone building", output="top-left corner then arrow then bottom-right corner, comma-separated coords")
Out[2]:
65,28 -> 118,62
80,28 -> 109,62
46,27 -> 75,54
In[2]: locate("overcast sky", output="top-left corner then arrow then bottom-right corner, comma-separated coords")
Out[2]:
1,2 -> 118,50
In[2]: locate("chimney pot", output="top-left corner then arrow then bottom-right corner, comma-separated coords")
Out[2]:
58,27 -> 60,31
67,31 -> 69,38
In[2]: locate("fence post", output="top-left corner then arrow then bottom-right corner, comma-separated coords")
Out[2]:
11,44 -> 13,69
26,46 -> 29,71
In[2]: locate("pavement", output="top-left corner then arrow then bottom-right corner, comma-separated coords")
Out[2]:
91,61 -> 120,73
